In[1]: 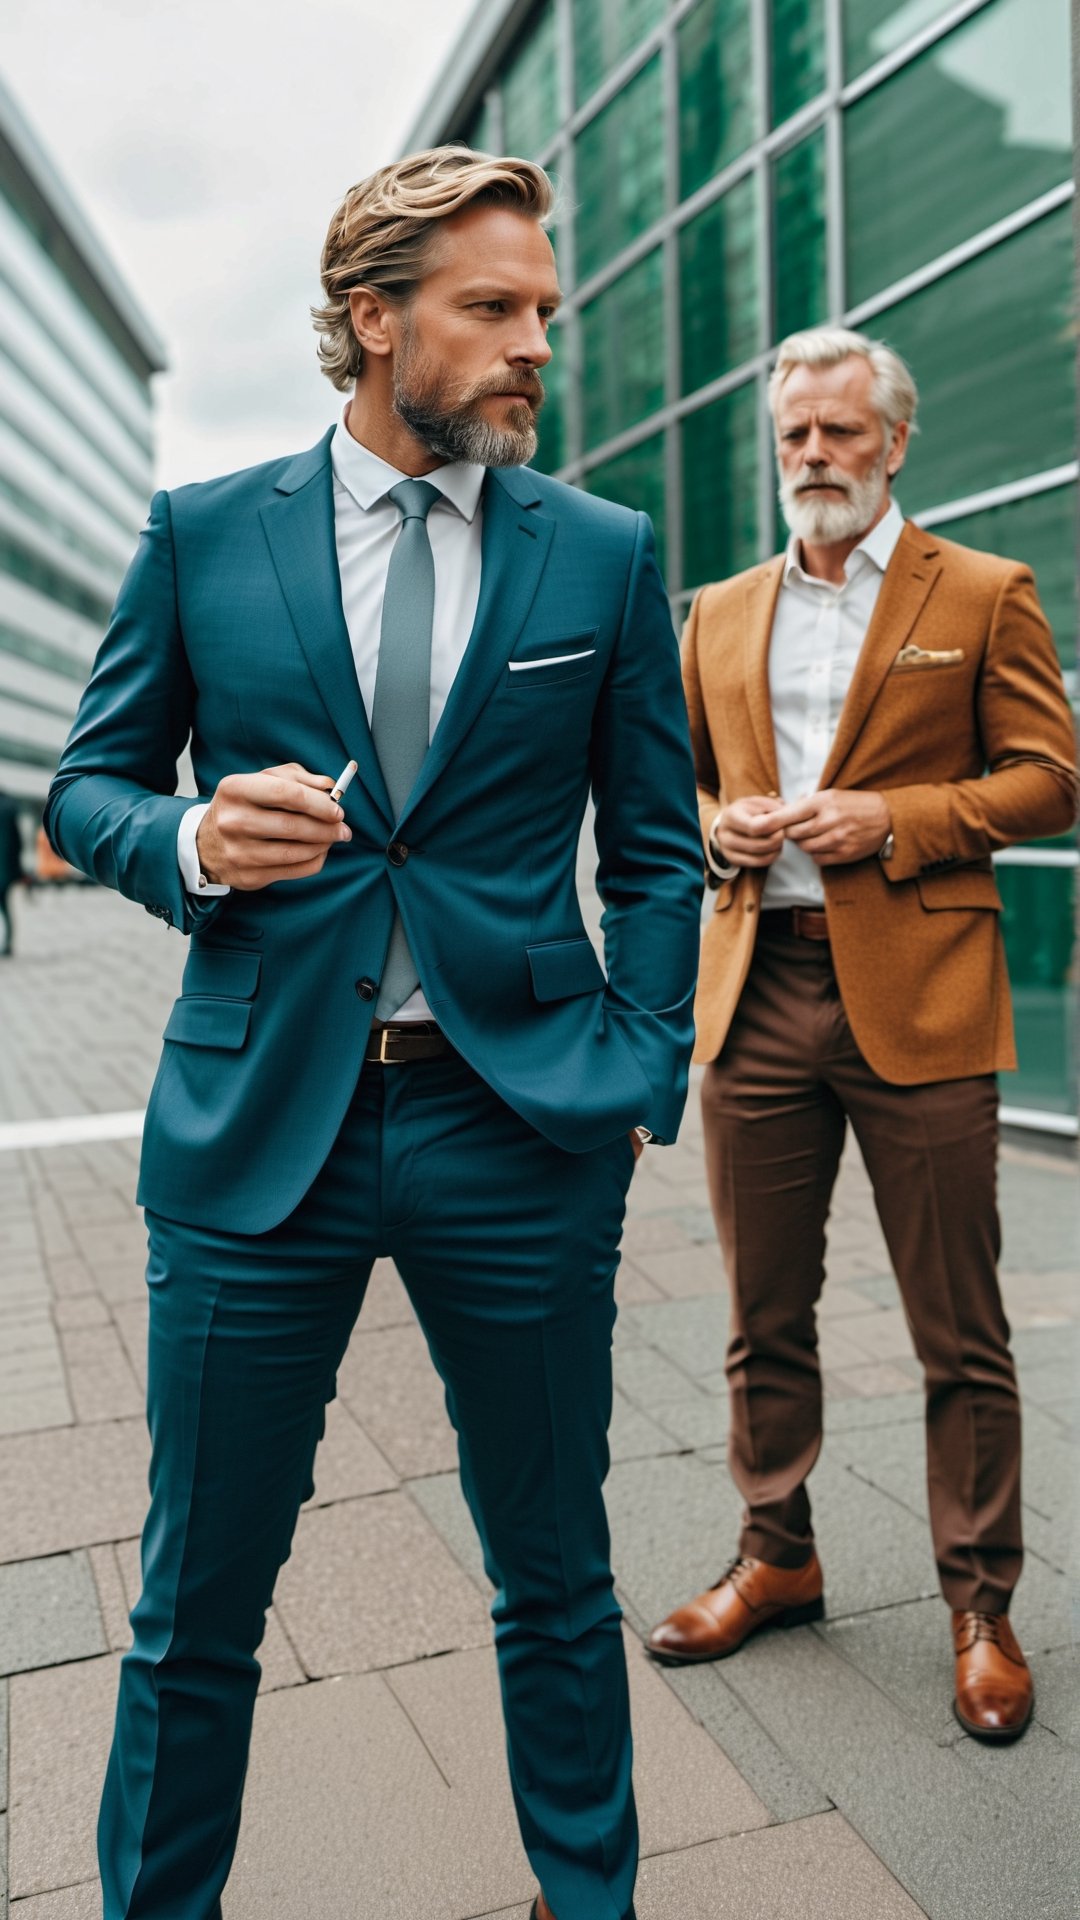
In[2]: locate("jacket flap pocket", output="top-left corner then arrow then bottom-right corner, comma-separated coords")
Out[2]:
916,868 -> 1002,912
527,937 -> 607,1002
164,998 -> 253,1049
182,948 -> 262,999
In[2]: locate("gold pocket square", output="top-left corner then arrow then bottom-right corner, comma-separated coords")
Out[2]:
892,644 -> 965,668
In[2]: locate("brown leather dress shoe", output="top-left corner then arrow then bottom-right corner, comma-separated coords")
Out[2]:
646,1553 -> 824,1665
952,1610 -> 1033,1741
530,1899 -> 553,1920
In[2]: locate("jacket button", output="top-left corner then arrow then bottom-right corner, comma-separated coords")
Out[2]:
355,977 -> 376,1001
387,840 -> 409,867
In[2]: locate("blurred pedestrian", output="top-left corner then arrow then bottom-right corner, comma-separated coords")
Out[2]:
45,147 -> 701,1920
648,326 -> 1077,1744
0,790 -> 24,955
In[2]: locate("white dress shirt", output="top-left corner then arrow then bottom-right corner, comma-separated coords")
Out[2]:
177,415 -> 486,1021
760,499 -> 904,910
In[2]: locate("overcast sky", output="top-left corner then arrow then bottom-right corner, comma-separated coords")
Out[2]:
0,0 -> 477,488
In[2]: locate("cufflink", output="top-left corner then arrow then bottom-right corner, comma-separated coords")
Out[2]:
197,873 -> 208,889
878,832 -> 895,862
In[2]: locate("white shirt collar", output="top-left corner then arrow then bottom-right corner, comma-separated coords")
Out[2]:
783,497 -> 905,590
330,412 -> 486,524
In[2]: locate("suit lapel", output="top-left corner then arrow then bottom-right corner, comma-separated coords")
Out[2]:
819,522 -> 942,789
258,431 -> 392,823
744,560 -> 784,794
398,466 -> 554,826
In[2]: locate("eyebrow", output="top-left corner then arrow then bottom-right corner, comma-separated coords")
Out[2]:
780,415 -> 866,430
457,285 -> 563,307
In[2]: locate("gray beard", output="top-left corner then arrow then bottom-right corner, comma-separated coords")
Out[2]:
393,339 -> 540,468
396,397 -> 538,468
779,456 -> 889,545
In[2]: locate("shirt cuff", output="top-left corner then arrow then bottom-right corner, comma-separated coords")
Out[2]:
177,803 -> 230,896
704,813 -> 740,882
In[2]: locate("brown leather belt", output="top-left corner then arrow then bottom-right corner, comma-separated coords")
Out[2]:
364,1021 -> 449,1065
760,907 -> 831,942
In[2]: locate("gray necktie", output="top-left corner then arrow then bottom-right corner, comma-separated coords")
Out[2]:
370,478 -> 441,1020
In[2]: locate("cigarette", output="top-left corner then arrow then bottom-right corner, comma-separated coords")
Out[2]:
330,759 -> 358,804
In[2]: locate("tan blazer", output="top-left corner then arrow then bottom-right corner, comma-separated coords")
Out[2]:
682,520 -> 1078,1081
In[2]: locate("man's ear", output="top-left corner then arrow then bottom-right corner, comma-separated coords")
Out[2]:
886,419 -> 910,480
348,287 -> 394,360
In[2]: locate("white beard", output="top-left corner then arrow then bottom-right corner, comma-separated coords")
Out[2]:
779,455 -> 889,545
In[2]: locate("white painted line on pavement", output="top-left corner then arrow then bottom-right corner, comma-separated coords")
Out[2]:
0,1110 -> 146,1153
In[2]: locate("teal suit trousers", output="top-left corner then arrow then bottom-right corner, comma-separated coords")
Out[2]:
100,1050 -> 639,1920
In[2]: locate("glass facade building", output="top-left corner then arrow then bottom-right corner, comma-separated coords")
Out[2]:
0,77 -> 164,819
407,0 -> 1077,1134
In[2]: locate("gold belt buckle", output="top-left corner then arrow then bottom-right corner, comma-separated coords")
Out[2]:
377,1025 -> 397,1064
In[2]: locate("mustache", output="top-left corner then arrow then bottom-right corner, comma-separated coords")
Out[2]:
791,467 -> 851,495
462,369 -> 545,409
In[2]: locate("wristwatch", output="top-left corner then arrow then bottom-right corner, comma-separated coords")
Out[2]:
705,812 -> 740,885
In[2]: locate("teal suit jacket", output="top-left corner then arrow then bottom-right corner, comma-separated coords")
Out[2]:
46,430 -> 703,1233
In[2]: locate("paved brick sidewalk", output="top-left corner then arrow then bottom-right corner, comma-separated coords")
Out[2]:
0,882 -> 1077,1919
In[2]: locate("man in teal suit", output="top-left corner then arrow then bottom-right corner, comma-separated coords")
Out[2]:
45,147 -> 701,1920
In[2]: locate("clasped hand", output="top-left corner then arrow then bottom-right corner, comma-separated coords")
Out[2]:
714,790 -> 891,868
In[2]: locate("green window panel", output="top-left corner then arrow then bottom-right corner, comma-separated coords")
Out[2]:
0,620 -> 89,683
461,92 -> 499,153
844,0 -> 958,82
583,433 -> 668,576
0,733 -> 61,771
772,129 -> 827,339
501,1 -> 560,158
998,864 -> 1076,1116
879,207 -> 1074,512
931,485 -> 1076,675
678,0 -> 756,200
682,380 -> 760,588
575,57 -> 666,282
0,468 -> 120,579
845,0 -> 1071,308
573,0 -> 666,106
680,174 -> 760,395
0,532 -> 112,629
581,250 -> 665,450
532,325 -> 569,475
771,0 -> 826,127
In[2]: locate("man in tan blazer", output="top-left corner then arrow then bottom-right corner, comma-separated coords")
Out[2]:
647,326 -> 1076,1742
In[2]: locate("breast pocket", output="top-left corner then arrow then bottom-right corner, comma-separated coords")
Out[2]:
505,630 -> 599,690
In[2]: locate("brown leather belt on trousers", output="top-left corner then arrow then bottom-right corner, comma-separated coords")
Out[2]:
759,907 -> 831,942
364,1021 -> 450,1064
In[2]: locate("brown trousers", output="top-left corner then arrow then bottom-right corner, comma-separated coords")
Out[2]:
702,917 -> 1022,1614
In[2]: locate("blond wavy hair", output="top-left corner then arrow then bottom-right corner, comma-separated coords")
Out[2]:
312,147 -> 555,391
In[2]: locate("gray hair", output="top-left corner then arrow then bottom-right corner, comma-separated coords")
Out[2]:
768,326 -> 919,435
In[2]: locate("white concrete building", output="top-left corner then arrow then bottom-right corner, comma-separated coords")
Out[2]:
0,74 -> 165,810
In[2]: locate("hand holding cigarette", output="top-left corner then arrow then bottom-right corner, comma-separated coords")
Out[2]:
195,761 -> 353,890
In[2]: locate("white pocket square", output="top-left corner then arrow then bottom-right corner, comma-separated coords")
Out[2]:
508,650 -> 596,671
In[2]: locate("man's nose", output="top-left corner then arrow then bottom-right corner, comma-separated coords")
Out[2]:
508,317 -> 552,368
804,434 -> 828,466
